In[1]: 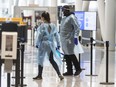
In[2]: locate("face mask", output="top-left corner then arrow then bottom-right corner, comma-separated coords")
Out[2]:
63,10 -> 70,17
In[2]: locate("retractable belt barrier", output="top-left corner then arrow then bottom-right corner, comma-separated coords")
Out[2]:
81,36 -> 115,85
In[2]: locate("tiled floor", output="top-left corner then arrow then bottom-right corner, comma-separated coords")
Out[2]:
1,44 -> 116,87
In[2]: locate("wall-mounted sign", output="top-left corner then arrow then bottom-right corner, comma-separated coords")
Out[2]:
74,11 -> 97,31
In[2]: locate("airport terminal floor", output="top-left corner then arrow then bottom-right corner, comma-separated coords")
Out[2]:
1,44 -> 116,87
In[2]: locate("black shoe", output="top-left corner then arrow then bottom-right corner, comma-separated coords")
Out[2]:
63,72 -> 73,76
59,75 -> 64,80
74,69 -> 82,76
33,75 -> 42,80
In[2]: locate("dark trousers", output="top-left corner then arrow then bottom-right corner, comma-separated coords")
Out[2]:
38,51 -> 61,76
38,65 -> 43,76
64,55 -> 73,73
49,51 -> 61,75
64,54 -> 81,73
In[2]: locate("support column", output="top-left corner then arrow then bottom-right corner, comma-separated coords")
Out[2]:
43,0 -> 57,7
34,0 -> 44,6
58,0 -> 62,6
18,0 -> 27,6
75,0 -> 83,11
26,0 -> 35,46
15,0 -> 19,6
28,0 -> 34,5
51,0 -> 57,7
43,0 -> 51,6
97,0 -> 105,41
8,0 -> 13,17
75,0 -> 83,36
105,0 -> 115,50
82,1 -> 90,11
81,1 -> 91,45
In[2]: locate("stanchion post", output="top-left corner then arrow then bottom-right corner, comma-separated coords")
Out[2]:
0,58 -> 1,87
78,36 -> 85,70
78,36 -> 81,64
20,44 -> 24,87
15,41 -> 20,87
90,37 -> 93,75
106,41 -> 109,83
7,73 -> 10,87
100,41 -> 114,85
20,43 -> 27,87
86,37 -> 97,76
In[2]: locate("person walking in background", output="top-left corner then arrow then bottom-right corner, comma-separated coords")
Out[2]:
33,11 -> 64,80
60,5 -> 82,76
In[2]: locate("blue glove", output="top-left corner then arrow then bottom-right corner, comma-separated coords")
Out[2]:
74,38 -> 78,45
36,45 -> 39,48
56,46 -> 60,50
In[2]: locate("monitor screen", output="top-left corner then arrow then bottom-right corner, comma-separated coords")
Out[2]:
74,11 -> 97,31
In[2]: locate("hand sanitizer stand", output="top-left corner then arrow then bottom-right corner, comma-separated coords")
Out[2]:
0,22 -> 18,87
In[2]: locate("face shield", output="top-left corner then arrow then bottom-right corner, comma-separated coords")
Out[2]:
62,6 -> 71,16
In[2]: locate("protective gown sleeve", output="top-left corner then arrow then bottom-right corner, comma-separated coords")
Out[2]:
35,25 -> 44,47
70,15 -> 80,37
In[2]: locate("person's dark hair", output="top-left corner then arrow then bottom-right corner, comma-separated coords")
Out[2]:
41,11 -> 51,23
62,5 -> 70,11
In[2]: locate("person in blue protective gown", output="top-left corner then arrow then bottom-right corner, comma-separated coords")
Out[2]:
60,5 -> 82,76
33,11 -> 64,80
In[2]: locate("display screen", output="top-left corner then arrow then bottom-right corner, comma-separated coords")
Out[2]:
74,11 -> 97,31
5,35 -> 13,51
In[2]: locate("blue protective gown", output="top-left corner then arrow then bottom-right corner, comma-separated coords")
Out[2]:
60,14 -> 80,55
35,23 -> 61,66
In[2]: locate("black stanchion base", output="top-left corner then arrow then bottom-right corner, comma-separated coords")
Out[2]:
100,82 -> 114,85
11,84 -> 27,86
85,74 -> 98,76
81,68 -> 86,70
12,77 -> 25,78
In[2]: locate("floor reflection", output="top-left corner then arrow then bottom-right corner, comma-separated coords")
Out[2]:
1,45 -> 116,87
